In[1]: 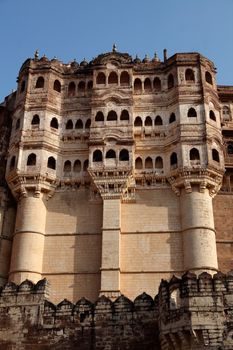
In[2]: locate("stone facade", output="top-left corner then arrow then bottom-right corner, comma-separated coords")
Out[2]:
0,47 -> 233,348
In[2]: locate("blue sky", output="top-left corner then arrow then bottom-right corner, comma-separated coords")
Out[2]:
0,0 -> 233,100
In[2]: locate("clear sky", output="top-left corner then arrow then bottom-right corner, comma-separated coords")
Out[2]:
0,0 -> 233,100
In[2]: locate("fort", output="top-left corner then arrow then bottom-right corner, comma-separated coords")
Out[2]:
0,47 -> 233,348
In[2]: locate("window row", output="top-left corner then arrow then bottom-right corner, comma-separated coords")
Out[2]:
9,155 -> 57,171
30,115 -> 91,130
93,149 -> 129,162
63,159 -> 89,173
95,110 -> 129,122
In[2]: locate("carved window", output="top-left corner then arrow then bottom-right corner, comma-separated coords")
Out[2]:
120,110 -> 129,121
83,159 -> 89,171
78,81 -> 85,94
155,156 -> 163,168
63,160 -> 71,173
169,113 -> 176,124
75,119 -> 83,129
188,108 -> 197,118
31,114 -> 40,126
170,152 -> 178,168
144,78 -> 152,93
87,81 -> 93,90
154,116 -> 163,125
107,110 -> 117,121
153,77 -> 161,91
227,144 -> 233,155
95,112 -> 104,122
134,116 -> 142,127
223,106 -> 230,121
50,117 -> 58,129
190,148 -> 200,161
145,116 -> 152,126
96,72 -> 106,85
120,71 -> 130,86
135,157 -> 143,169
74,159 -> 81,172
209,110 -> 216,121
106,149 -> 116,158
27,153 -> 36,166
145,157 -> 153,168
185,69 -> 195,82
35,76 -> 44,88
168,74 -> 174,89
53,80 -> 61,92
205,71 -> 213,85
85,119 -> 91,129
93,150 -> 103,162
47,156 -> 56,170
66,119 -> 73,129
10,156 -> 16,170
68,82 -> 76,96
108,72 -> 118,85
119,149 -> 129,161
212,149 -> 220,162
134,78 -> 142,93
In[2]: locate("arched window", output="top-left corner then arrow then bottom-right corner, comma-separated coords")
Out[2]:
78,81 -> 85,94
50,117 -> 58,129
209,110 -> 216,121
144,78 -> 152,93
205,72 -> 213,85
93,150 -> 103,162
154,115 -> 163,125
53,80 -> 61,92
119,149 -> 129,161
73,159 -> 81,172
134,116 -> 142,127
47,156 -> 56,170
87,81 -> 93,90
63,160 -> 71,173
95,111 -> 104,122
135,157 -> 143,169
107,110 -> 117,121
169,113 -> 176,123
145,116 -> 152,126
185,69 -> 195,82
83,159 -> 89,171
145,156 -> 153,168
168,74 -> 174,89
188,108 -> 197,118
68,82 -> 76,96
170,152 -> 178,168
223,106 -> 230,121
10,156 -> 16,170
85,119 -> 91,129
96,72 -> 106,85
75,119 -> 83,129
31,114 -> 40,126
15,118 -> 20,130
155,156 -> 163,168
153,77 -> 161,91
35,76 -> 44,88
134,78 -> 142,93
108,72 -> 118,85
66,119 -> 73,129
120,110 -> 129,121
190,148 -> 200,160
227,145 -> 233,155
20,80 -> 26,93
212,149 -> 220,162
106,149 -> 116,158
27,153 -> 36,166
120,71 -> 130,86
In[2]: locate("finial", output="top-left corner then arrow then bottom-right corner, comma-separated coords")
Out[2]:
153,52 -> 160,62
112,43 -> 117,52
34,49 -> 39,60
163,49 -> 167,62
143,54 -> 150,63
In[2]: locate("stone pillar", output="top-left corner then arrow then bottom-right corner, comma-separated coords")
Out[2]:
9,192 -> 46,284
180,186 -> 218,273
100,198 -> 121,299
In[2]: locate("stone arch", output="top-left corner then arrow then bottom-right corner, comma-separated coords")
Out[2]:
53,79 -> 61,92
47,156 -> 56,170
134,78 -> 142,93
74,159 -> 81,172
145,156 -> 153,169
119,149 -> 129,161
31,114 -> 40,126
50,117 -> 58,129
120,71 -> 130,86
153,77 -> 161,91
169,113 -> 176,123
144,78 -> 152,93
145,116 -> 152,126
135,157 -> 143,169
108,71 -> 118,85
154,115 -> 163,125
106,149 -> 116,158
68,82 -> 76,96
35,76 -> 44,88
185,69 -> 195,82
190,148 -> 200,160
155,156 -> 163,168
212,149 -> 220,162
134,116 -> 142,127
107,110 -> 117,121
75,119 -> 83,129
95,111 -> 104,122
93,150 -> 103,162
96,72 -> 106,85
120,110 -> 129,121
168,73 -> 174,89
205,71 -> 213,85
209,110 -> 216,121
188,108 -> 197,118
27,153 -> 36,166
64,160 -> 71,173
66,119 -> 73,129
170,152 -> 178,168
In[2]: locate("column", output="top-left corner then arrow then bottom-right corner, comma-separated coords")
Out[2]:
180,186 -> 218,273
100,198 -> 121,299
9,192 -> 46,284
